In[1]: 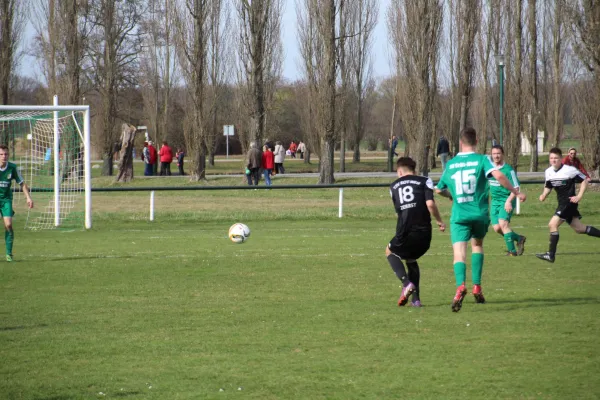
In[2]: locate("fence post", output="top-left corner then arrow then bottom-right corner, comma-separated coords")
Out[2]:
150,191 -> 155,221
338,188 -> 344,218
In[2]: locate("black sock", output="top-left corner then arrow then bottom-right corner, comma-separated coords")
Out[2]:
586,226 -> 600,238
549,232 -> 559,256
387,254 -> 408,285
406,261 -> 420,300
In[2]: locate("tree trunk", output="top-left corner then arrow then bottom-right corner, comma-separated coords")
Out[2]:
116,124 -> 137,182
319,139 -> 335,184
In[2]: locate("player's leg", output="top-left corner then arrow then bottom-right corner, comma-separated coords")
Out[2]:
536,215 -> 564,263
569,214 -> 600,237
385,243 -> 415,306
406,258 -> 421,306
470,237 -> 486,304
450,222 -> 470,312
3,216 -> 13,262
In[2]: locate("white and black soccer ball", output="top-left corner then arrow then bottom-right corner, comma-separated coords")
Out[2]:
228,223 -> 251,244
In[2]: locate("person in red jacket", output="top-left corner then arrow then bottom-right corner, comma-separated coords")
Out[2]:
159,141 -> 173,176
563,147 -> 591,181
147,141 -> 158,176
261,145 -> 274,186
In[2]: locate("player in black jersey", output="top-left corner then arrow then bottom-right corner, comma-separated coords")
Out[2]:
386,157 -> 446,307
536,147 -> 600,262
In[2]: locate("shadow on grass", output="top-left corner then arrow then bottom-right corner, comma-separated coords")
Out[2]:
34,391 -> 140,400
0,323 -> 49,331
423,297 -> 600,310
41,255 -> 134,262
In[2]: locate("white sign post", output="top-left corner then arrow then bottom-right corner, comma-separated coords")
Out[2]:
223,125 -> 234,158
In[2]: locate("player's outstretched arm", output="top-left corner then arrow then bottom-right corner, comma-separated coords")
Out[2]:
426,200 -> 446,232
434,188 -> 452,201
539,187 -> 552,202
491,170 -> 526,202
570,178 -> 588,203
21,183 -> 34,209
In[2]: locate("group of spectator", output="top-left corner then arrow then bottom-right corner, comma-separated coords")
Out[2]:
246,139 -> 307,186
142,140 -> 185,176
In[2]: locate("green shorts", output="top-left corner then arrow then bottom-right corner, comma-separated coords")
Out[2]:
490,200 -> 515,226
450,221 -> 489,244
0,200 -> 14,218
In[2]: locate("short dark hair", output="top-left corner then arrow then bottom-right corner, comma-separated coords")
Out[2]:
549,147 -> 562,157
460,127 -> 477,146
396,157 -> 416,171
491,144 -> 504,154
0,144 -> 8,152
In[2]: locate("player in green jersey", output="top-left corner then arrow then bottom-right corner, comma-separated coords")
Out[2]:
435,128 -> 526,312
489,145 -> 526,256
0,145 -> 34,261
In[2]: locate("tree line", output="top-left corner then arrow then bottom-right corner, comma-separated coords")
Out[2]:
1,0 -> 598,182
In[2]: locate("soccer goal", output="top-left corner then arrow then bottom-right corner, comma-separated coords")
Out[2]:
0,97 -> 91,229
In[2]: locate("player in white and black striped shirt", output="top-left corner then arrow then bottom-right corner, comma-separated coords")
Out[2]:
536,147 -> 600,263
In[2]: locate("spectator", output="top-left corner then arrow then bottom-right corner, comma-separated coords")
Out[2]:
289,141 -> 297,158
246,142 -> 262,186
297,141 -> 306,159
113,141 -> 121,161
147,141 -> 158,175
159,141 -> 173,176
264,139 -> 275,152
175,148 -> 185,175
389,135 -> 398,157
274,141 -> 286,174
437,135 -> 450,172
563,147 -> 591,180
142,142 -> 153,176
262,145 -> 274,186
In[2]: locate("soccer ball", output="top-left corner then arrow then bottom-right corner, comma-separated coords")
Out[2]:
229,223 -> 251,244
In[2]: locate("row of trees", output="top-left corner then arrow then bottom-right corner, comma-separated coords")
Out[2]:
1,0 -> 599,182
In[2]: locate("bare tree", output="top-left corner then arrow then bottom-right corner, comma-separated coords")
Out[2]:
388,0 -> 443,176
237,0 -> 284,147
116,123 -> 138,182
1,0 -> 27,104
86,0 -> 144,176
297,0 -> 340,183
175,0 -> 210,180
139,0 -> 178,148
347,0 -> 378,163
525,0 -> 539,172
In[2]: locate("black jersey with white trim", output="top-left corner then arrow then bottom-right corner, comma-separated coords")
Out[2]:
389,175 -> 434,237
544,164 -> 586,206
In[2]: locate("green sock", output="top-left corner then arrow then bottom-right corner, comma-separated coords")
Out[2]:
510,231 -> 521,242
5,229 -> 13,256
453,262 -> 466,287
504,233 -> 517,252
472,253 -> 484,285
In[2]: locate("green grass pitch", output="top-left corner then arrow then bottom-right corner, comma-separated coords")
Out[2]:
1,181 -> 599,399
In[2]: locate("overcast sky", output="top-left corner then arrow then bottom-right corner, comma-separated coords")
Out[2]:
19,0 -> 393,82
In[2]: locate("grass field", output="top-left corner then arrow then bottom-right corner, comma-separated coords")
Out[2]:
1,180 -> 600,399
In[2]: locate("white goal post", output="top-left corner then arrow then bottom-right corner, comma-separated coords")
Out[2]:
0,100 -> 92,229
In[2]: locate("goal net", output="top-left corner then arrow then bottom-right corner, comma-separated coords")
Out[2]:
0,103 -> 91,230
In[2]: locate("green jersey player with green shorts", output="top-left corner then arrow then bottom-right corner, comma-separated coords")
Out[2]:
489,145 -> 526,256
0,145 -> 34,261
435,128 -> 526,312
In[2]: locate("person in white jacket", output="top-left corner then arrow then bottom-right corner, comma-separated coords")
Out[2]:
274,141 -> 286,174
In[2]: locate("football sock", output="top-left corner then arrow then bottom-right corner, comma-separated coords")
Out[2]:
471,253 -> 484,285
504,233 -> 517,253
406,261 -> 420,300
387,254 -> 409,285
586,226 -> 600,238
5,228 -> 13,256
453,262 -> 466,287
511,231 -> 521,242
549,231 -> 559,256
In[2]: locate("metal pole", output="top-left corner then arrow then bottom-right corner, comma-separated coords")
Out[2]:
84,106 -> 92,229
226,133 -> 229,159
338,188 -> 343,218
53,95 -> 60,227
150,190 -> 155,221
499,62 -> 505,146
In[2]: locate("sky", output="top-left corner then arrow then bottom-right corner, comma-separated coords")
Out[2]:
19,0 -> 393,82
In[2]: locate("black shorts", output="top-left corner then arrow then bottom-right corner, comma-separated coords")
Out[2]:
554,203 -> 582,224
388,229 -> 432,260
